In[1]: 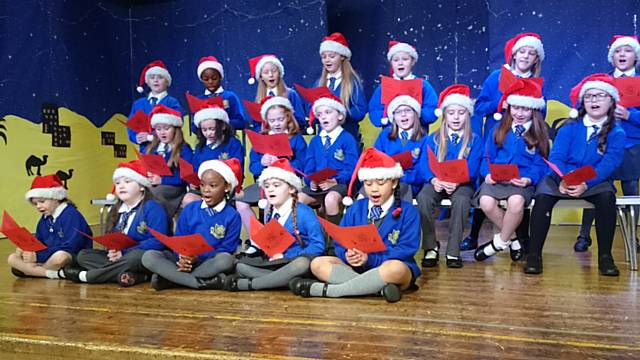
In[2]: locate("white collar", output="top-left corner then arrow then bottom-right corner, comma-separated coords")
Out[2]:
368,196 -> 395,219
398,128 -> 414,138
157,142 -> 172,153
273,197 -> 293,224
118,196 -> 143,213
148,91 -> 168,101
613,68 -> 636,78
583,114 -> 606,128
319,125 -> 344,141
268,129 -> 288,135
267,87 -> 279,96
511,120 -> 532,133
393,73 -> 416,80
201,199 -> 227,213
326,71 -> 342,80
204,87 -> 225,96
506,64 -> 532,78
206,139 -> 219,148
51,202 -> 68,221
448,129 -> 464,141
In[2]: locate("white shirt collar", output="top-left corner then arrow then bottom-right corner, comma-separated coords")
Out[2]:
118,196 -> 143,213
157,142 -> 172,154
200,199 -> 227,213
319,125 -> 344,142
398,128 -> 414,138
273,198 -> 293,224
448,129 -> 464,142
206,139 -> 219,148
505,64 -> 532,78
583,114 -> 606,128
204,86 -> 224,96
326,70 -> 342,80
148,91 -> 168,102
267,87 -> 279,96
613,68 -> 636,78
51,202 -> 68,221
393,73 -> 416,80
367,196 -> 395,219
511,120 -> 532,133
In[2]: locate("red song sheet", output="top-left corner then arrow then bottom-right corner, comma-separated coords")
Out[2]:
246,130 -> 293,157
317,216 -> 387,253
249,217 -> 296,258
1,211 -> 47,252
148,228 -> 213,257
427,147 -> 470,184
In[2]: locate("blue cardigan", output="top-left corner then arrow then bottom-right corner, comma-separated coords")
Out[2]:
422,131 -> 484,185
35,204 -> 92,263
304,129 -> 359,185
127,94 -> 184,144
191,137 -> 245,174
116,199 -> 169,254
373,127 -> 428,192
197,90 -> 247,130
269,203 -> 325,259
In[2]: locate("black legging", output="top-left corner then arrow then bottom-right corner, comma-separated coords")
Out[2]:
529,191 -> 616,257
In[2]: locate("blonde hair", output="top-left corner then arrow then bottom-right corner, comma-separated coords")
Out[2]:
318,58 -> 362,111
510,54 -> 542,77
435,107 -> 472,161
261,105 -> 300,136
146,127 -> 185,168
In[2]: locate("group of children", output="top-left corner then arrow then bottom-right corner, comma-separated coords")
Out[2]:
7,32 -> 639,302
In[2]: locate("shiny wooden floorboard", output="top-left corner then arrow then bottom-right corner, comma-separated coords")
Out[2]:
0,225 -> 638,359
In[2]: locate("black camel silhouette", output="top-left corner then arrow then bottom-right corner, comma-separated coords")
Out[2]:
55,169 -> 74,188
26,155 -> 48,176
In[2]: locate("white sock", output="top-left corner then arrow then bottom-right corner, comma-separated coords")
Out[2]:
446,255 -> 460,260
45,270 -> 60,279
79,271 -> 88,282
484,233 -> 511,256
510,239 -> 522,250
243,240 -> 259,254
425,249 -> 438,259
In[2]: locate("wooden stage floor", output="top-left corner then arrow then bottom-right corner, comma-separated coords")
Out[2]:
0,225 -> 638,359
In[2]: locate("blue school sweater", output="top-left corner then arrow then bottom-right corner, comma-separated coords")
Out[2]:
175,200 -> 241,262
115,200 -> 169,254
191,137 -> 245,174
265,203 -> 325,259
471,69 -> 547,138
198,90 -> 247,130
549,118 -> 625,188
313,77 -> 368,140
127,94 -> 184,144
373,127 -> 428,192
140,143 -> 193,187
250,88 -> 307,131
303,129 -> 359,186
480,127 -> 548,185
422,132 -> 484,185
607,72 -> 640,147
368,78 -> 438,129
249,133 -> 307,180
35,204 -> 92,263
335,198 -> 421,279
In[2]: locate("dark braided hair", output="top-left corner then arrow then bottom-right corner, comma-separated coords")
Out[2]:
196,119 -> 235,150
578,103 -> 616,154
290,190 -> 304,247
391,181 -> 402,218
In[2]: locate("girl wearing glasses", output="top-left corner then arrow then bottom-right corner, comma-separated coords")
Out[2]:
525,74 -> 625,276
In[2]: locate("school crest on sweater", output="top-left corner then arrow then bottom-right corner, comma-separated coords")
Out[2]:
334,148 -> 345,161
411,147 -> 421,159
211,224 -> 226,239
223,99 -> 229,108
136,221 -> 147,234
388,229 -> 400,245
219,152 -> 229,160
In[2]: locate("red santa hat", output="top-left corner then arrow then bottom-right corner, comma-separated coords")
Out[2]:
493,78 -> 546,120
197,158 -> 244,196
112,160 -> 151,188
260,96 -> 294,122
387,40 -> 419,62
295,84 -> 346,134
150,104 -> 183,127
185,93 -> 229,128
247,54 -> 284,85
257,158 -> 304,198
607,35 -> 640,64
197,56 -> 224,80
380,76 -> 423,125
435,84 -> 473,117
137,60 -> 172,93
343,148 -> 404,206
319,32 -> 352,59
568,73 -> 620,118
25,174 -> 67,201
504,33 -> 545,64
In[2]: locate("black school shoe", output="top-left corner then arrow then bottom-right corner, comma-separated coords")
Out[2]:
523,254 -> 543,274
598,254 -> 620,277
421,243 -> 440,268
151,274 -> 177,291
474,241 -> 502,261
380,284 -> 401,303
11,268 -> 33,278
459,236 -> 478,251
574,235 -> 592,252
510,240 -> 525,262
289,277 -> 321,297
196,274 -> 226,290
60,265 -> 84,283
446,256 -> 463,268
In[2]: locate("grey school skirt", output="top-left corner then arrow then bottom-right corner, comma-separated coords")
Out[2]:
235,183 -> 261,204
473,182 -> 535,206
535,176 -> 615,198
301,184 -> 348,197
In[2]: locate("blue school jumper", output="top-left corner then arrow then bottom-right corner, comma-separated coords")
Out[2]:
249,134 -> 307,181
191,137 -> 245,174
127,94 -> 184,144
266,203 -> 325,258
368,78 -> 438,129
608,71 -> 640,180
313,77 -> 368,141
547,118 -> 625,188
471,69 -> 547,139
250,88 -> 307,131
140,143 -> 193,187
422,132 -> 484,185
115,200 -> 169,254
303,129 -> 359,186
198,90 -> 247,130
373,127 -> 428,193
480,127 -> 547,185
175,200 -> 241,262
335,198 -> 421,279
34,204 -> 92,263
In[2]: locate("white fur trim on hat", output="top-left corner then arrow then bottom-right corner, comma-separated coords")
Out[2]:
579,81 -> 620,102
113,168 -> 151,188
194,108 -> 229,128
145,66 -> 172,86
260,97 -> 294,121
506,95 -> 546,110
197,61 -> 224,80
313,97 -> 346,115
608,37 -> 640,64
257,167 -> 303,191
150,113 -> 183,127
25,187 -> 67,201
438,94 -> 474,116
512,36 -> 545,61
198,160 -> 238,189
387,43 -> 419,62
319,40 -> 352,59
387,95 -> 421,118
358,163 -> 404,181
255,56 -> 284,82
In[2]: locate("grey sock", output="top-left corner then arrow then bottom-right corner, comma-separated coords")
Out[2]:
311,268 -> 386,298
327,264 -> 359,284
249,257 -> 310,290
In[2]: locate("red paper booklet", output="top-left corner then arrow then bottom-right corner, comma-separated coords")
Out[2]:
242,100 -> 264,125
133,147 -> 173,177
427,147 -> 470,184
543,158 -> 596,186
392,151 -> 413,170
249,217 -> 296,258
380,76 -> 423,104
120,110 -> 151,134
246,130 -> 293,157
307,168 -> 337,183
317,217 -> 387,253
76,229 -> 138,251
179,158 -> 200,188
613,77 -> 640,108
489,163 -> 520,182
1,211 -> 47,252
148,228 -> 213,257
